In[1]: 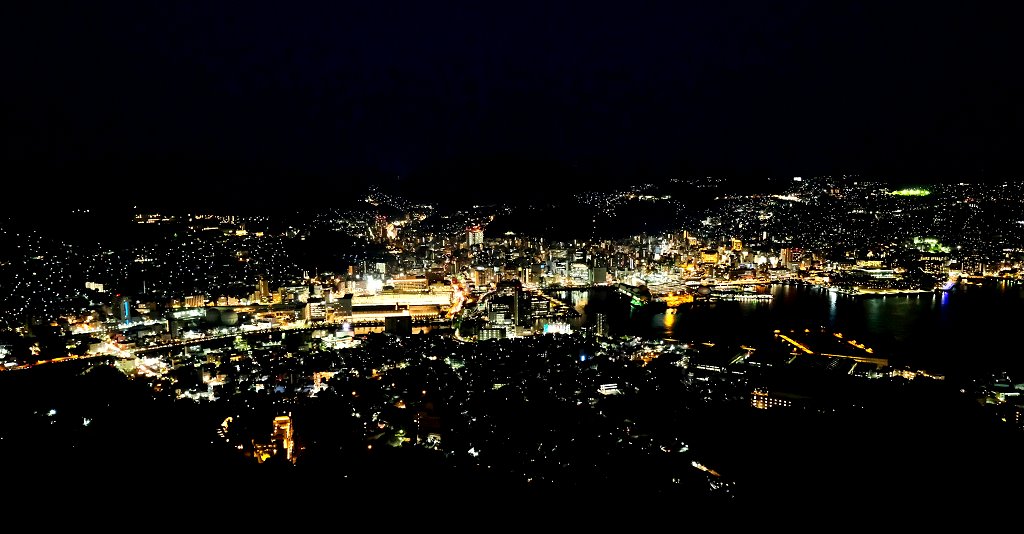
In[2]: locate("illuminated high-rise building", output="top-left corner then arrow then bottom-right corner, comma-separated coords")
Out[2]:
467,226 -> 483,247
478,327 -> 506,341
115,296 -> 132,323
304,297 -> 326,322
258,278 -> 270,303
779,248 -> 793,267
783,247 -> 804,268
750,389 -> 801,410
373,215 -> 389,243
595,312 -> 609,337
271,415 -> 294,463
493,279 -> 522,325
488,297 -> 514,325
336,293 -> 353,317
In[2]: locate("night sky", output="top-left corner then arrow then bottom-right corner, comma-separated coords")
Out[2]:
3,1 -> 1023,206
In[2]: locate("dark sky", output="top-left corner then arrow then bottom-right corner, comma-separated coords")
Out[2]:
3,1 -> 1023,206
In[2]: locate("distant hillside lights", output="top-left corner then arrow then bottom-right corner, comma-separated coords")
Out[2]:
888,188 -> 931,197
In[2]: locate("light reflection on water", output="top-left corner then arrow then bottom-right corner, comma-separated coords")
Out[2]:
570,281 -> 1024,374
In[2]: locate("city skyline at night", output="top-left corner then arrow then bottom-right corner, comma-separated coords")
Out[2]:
3,178 -> 1024,509
3,1 -> 1024,514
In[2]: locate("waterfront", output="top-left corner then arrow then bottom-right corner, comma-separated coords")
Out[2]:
137,280 -> 1024,379
562,280 -> 1024,376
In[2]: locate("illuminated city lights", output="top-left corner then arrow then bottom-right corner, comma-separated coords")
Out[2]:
889,188 -> 932,197
1,177 -> 1023,506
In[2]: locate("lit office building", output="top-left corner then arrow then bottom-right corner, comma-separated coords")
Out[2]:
304,298 -> 326,322
271,415 -> 295,463
467,225 -> 483,247
750,389 -> 802,410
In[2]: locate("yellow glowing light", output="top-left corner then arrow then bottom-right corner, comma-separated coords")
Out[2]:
778,334 -> 814,354
663,309 -> 677,329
